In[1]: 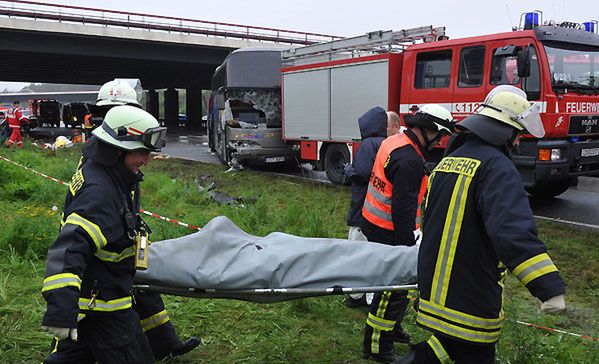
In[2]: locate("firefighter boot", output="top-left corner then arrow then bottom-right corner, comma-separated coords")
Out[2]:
154,336 -> 201,361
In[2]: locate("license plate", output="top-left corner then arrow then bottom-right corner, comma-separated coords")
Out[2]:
581,148 -> 599,157
265,156 -> 285,163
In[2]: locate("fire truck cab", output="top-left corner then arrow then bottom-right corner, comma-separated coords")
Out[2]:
400,15 -> 599,197
282,14 -> 599,197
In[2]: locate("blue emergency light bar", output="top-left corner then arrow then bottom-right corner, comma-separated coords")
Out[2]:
520,11 -> 543,30
525,13 -> 540,28
583,21 -> 598,33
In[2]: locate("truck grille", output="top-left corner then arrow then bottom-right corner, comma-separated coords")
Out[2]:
568,115 -> 599,135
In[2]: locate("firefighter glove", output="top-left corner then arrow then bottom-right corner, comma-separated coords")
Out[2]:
42,326 -> 78,341
540,294 -> 565,314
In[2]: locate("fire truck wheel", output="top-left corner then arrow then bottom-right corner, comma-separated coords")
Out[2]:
526,178 -> 572,199
325,144 -> 350,185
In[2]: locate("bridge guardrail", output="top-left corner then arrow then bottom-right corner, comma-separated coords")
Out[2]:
0,0 -> 342,45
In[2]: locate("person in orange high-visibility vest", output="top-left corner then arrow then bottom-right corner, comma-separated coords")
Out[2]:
361,104 -> 455,363
83,113 -> 94,141
6,100 -> 29,149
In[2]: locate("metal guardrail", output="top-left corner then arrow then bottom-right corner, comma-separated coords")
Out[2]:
0,0 -> 342,45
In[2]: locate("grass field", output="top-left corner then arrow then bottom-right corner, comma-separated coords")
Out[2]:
0,143 -> 598,363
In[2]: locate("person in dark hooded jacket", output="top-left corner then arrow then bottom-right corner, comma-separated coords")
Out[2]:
344,107 -> 400,308
346,107 -> 401,238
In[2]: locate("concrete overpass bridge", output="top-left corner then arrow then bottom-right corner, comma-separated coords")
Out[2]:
0,0 -> 340,126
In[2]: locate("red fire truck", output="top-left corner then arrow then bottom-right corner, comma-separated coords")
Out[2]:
280,13 -> 599,197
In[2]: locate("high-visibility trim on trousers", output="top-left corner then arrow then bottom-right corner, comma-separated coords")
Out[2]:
370,291 -> 391,354
140,309 -> 170,332
427,335 -> 453,364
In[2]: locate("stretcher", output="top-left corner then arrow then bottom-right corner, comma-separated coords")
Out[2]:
133,216 -> 418,303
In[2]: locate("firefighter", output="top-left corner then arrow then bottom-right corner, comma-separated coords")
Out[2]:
41,105 -> 166,363
362,105 -> 455,363
344,108 -> 401,308
395,86 -> 566,364
6,100 -> 29,149
92,79 -> 200,360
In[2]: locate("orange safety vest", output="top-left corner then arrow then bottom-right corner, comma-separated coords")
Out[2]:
362,133 -> 428,231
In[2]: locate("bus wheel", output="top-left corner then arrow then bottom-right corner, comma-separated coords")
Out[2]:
325,144 -> 349,185
526,178 -> 572,199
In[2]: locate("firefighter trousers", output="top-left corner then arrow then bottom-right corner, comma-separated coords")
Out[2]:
133,291 -> 180,355
364,290 -> 409,355
412,334 -> 495,364
44,309 -> 154,364
7,127 -> 22,148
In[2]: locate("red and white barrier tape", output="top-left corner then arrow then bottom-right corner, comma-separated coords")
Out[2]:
0,155 -> 69,186
139,208 -> 201,231
514,320 -> 599,342
0,155 -> 201,231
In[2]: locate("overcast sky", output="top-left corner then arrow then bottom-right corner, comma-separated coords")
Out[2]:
1,0 -> 596,90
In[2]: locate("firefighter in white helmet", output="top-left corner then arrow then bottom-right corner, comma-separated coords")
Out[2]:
361,104 -> 455,363
396,86 -> 566,364
84,79 -> 143,140
96,79 -> 200,361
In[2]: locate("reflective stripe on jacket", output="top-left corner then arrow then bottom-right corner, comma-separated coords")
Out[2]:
362,133 -> 427,231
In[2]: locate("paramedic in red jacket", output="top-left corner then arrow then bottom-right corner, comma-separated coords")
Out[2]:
6,100 -> 29,149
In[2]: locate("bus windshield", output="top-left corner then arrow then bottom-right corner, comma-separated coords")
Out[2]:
543,44 -> 599,94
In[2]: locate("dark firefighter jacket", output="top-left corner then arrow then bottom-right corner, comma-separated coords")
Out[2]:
361,129 -> 426,246
42,138 -> 142,328
346,106 -> 387,227
417,135 -> 566,344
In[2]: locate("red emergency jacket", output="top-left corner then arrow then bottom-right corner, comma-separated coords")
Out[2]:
7,106 -> 28,128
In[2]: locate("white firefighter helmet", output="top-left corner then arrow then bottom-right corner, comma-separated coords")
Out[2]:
478,85 -> 545,137
92,105 -> 166,151
457,85 -> 544,145
96,79 -> 141,107
404,104 -> 455,135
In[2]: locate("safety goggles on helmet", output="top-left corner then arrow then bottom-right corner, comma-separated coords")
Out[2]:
102,123 -> 167,151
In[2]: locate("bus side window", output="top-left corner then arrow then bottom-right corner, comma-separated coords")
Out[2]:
458,46 -> 485,87
415,50 -> 453,89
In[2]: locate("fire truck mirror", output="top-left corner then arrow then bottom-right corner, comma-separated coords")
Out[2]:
517,46 -> 531,78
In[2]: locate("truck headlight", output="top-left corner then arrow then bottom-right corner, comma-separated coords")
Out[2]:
538,148 -> 562,161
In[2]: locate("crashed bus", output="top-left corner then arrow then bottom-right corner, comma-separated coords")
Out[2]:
207,48 -> 297,166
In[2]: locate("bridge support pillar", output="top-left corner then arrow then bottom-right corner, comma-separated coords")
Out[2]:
146,89 -> 159,120
186,87 -> 202,128
164,88 -> 179,127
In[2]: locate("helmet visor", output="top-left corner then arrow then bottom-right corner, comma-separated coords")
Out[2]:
517,103 -> 545,138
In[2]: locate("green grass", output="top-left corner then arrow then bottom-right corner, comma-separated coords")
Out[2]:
0,143 -> 598,363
